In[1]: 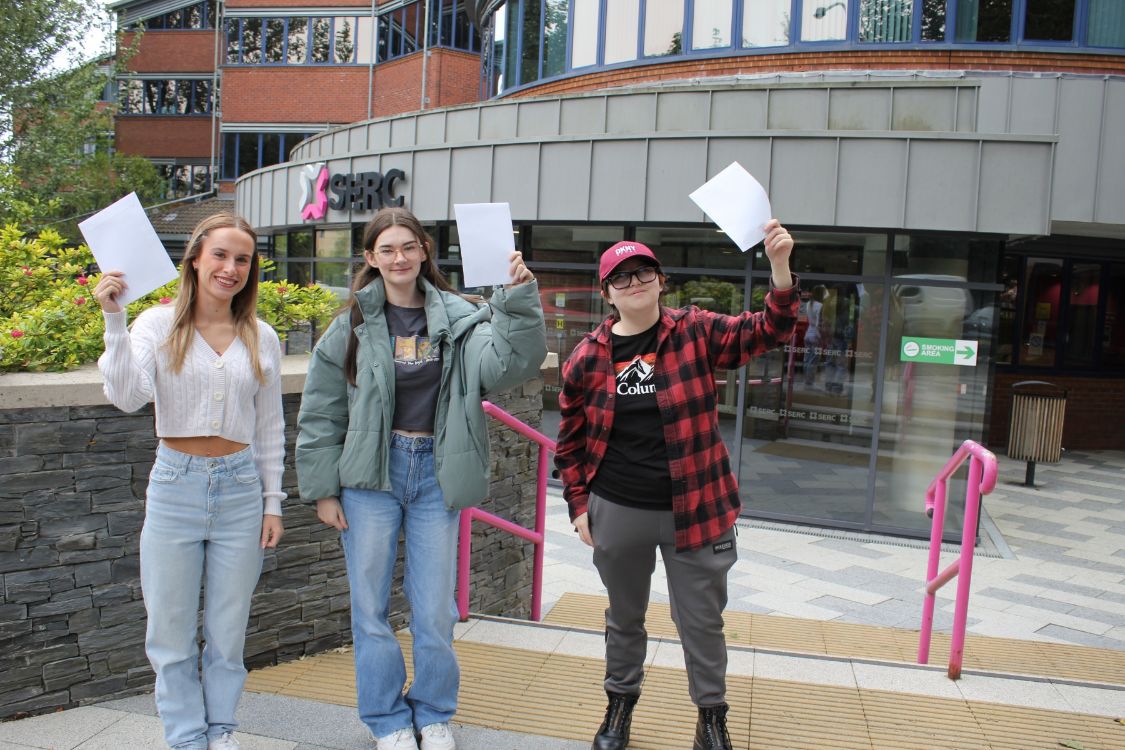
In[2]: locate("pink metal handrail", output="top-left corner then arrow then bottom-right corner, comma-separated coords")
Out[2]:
456,400 -> 556,622
917,439 -> 999,679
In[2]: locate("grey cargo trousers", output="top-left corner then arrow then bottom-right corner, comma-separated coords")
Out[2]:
588,493 -> 738,707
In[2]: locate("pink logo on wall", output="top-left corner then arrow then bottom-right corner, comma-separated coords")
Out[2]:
300,163 -> 329,221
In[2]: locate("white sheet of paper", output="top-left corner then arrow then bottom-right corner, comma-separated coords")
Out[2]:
453,202 -> 516,287
78,193 -> 178,306
688,162 -> 772,252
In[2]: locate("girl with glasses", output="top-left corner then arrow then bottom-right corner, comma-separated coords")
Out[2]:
296,207 -> 546,750
555,220 -> 798,750
95,213 -> 285,750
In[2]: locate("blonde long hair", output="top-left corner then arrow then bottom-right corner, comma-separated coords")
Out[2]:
165,212 -> 265,383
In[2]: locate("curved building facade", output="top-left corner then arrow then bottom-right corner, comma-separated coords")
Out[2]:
232,0 -> 1125,538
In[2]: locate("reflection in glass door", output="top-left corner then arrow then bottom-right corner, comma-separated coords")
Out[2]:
738,281 -> 880,526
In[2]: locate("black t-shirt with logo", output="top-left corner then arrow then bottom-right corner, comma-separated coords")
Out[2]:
589,321 -> 673,509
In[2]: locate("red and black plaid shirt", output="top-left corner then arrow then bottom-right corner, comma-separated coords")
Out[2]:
555,280 -> 800,551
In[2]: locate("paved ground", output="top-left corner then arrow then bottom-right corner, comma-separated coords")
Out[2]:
543,449 -> 1125,650
2,448 -> 1123,749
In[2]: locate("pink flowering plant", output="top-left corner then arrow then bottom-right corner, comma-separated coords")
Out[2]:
0,225 -> 338,372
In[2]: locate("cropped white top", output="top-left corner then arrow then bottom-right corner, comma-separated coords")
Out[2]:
99,305 -> 286,515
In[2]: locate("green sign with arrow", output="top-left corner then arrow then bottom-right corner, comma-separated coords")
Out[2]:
900,337 -> 978,366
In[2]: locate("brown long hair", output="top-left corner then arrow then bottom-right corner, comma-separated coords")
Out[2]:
342,207 -> 468,385
165,212 -> 265,383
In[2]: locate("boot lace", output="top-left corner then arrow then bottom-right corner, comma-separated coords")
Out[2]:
700,706 -> 732,749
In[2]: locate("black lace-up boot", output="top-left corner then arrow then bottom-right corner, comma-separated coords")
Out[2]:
591,691 -> 639,750
693,703 -> 733,750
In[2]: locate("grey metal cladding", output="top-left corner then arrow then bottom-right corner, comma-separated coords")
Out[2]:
771,138 -> 838,226
446,108 -> 481,143
1053,77 -> 1104,222
589,140 -> 647,221
768,89 -> 828,130
416,113 -> 447,146
559,96 -> 607,135
905,140 -> 979,231
656,92 -> 711,132
410,150 -> 451,218
978,141 -> 1053,234
390,118 -> 417,149
516,100 -> 561,138
646,139 -> 708,222
837,139 -> 908,228
492,144 -> 540,219
480,104 -> 519,139
449,147 -> 494,209
711,90 -> 768,131
607,94 -> 657,134
1009,77 -> 1058,136
828,89 -> 891,131
892,87 -> 956,132
1096,79 -> 1125,223
538,142 -> 591,221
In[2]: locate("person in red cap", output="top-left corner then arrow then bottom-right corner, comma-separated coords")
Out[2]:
555,220 -> 797,750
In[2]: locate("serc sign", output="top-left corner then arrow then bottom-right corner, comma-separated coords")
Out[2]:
300,164 -> 405,221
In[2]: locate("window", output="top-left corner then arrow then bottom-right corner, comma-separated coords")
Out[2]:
288,18 -> 308,63
1023,0 -> 1074,41
543,0 -> 568,76
264,19 -> 286,62
954,0 -> 1011,42
802,0 -> 849,41
859,0 -> 914,42
155,162 -> 214,198
921,0 -> 946,40
742,0 -> 788,48
335,18 -> 356,62
692,0 -> 733,50
118,78 -> 215,115
1087,0 -> 1125,48
999,255 -> 1123,372
571,0 -> 600,67
604,0 -> 640,64
140,0 -> 217,30
221,132 -> 314,180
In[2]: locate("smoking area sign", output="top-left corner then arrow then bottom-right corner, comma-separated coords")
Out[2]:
900,337 -> 978,366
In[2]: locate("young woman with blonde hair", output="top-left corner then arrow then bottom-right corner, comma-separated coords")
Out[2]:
95,212 -> 285,750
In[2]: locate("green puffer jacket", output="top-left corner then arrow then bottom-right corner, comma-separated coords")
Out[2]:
296,277 -> 547,509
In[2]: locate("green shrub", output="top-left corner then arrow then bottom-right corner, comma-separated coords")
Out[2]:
0,224 -> 338,372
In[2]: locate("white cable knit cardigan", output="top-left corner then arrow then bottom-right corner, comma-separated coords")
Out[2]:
99,305 -> 286,515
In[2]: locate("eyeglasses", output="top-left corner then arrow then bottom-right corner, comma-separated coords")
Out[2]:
606,266 -> 658,290
372,243 -> 422,260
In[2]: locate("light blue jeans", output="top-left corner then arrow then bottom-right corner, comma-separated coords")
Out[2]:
341,433 -> 460,739
140,443 -> 264,750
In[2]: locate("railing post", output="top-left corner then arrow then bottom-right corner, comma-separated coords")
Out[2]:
948,455 -> 984,680
917,440 -> 997,680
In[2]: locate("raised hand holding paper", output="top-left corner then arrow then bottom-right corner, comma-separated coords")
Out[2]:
688,162 -> 772,252
453,202 -> 516,287
78,192 -> 178,306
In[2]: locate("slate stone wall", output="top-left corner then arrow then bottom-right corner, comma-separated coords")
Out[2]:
0,377 -> 543,719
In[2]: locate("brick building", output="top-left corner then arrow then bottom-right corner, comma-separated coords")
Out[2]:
111,0 -> 1125,538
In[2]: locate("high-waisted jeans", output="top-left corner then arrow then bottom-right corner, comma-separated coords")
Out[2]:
341,433 -> 461,739
140,443 -> 264,749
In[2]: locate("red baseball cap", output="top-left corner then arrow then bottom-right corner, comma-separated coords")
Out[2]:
599,241 -> 661,282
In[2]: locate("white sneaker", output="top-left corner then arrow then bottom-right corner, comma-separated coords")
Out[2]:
419,722 -> 456,750
208,733 -> 240,750
375,727 -> 419,750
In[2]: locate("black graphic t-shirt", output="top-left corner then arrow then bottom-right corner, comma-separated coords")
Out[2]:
589,321 -> 673,509
386,303 -> 441,432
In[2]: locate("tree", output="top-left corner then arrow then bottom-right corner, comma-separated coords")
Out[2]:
2,52 -> 166,238
0,0 -> 100,129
